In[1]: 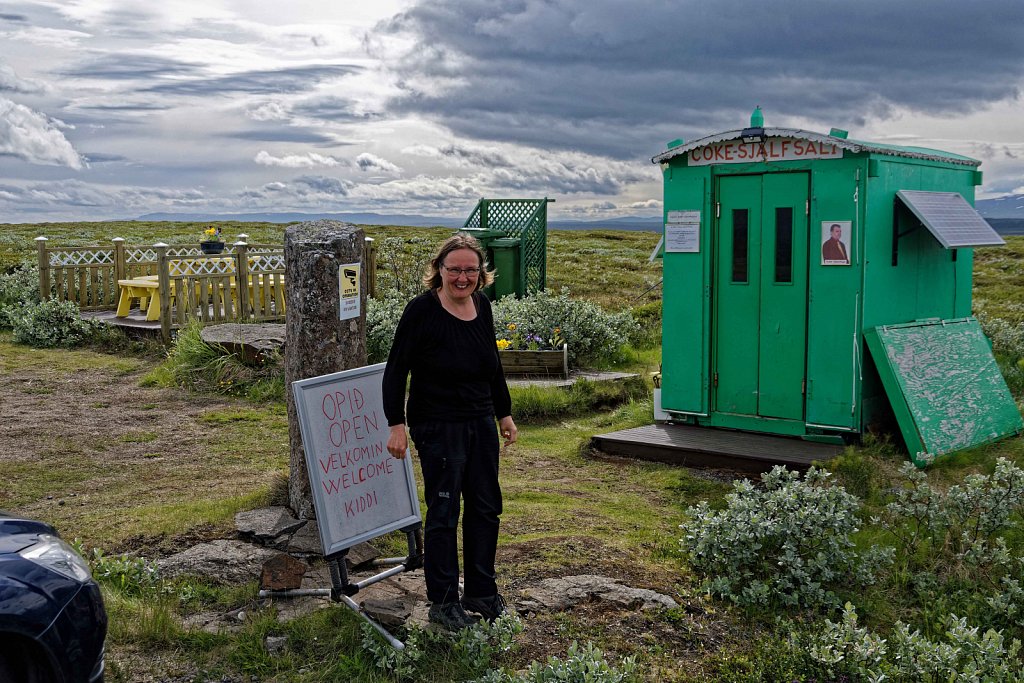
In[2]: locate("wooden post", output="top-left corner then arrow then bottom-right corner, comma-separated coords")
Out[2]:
156,243 -> 171,345
284,220 -> 367,519
235,240 -> 250,320
35,236 -> 49,300
364,237 -> 376,299
113,238 -> 126,282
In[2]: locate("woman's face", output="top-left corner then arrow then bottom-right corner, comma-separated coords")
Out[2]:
439,247 -> 481,302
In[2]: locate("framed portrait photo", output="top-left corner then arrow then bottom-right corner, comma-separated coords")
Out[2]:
821,221 -> 852,266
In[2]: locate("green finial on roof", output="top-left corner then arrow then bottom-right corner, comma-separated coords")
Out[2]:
750,106 -> 764,128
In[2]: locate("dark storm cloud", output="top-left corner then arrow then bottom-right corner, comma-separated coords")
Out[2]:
376,0 -> 1024,158
0,13 -> 27,22
145,64 -> 361,96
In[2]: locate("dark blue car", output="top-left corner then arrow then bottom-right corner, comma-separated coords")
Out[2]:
0,511 -> 107,682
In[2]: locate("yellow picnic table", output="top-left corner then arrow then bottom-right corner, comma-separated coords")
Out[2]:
116,257 -> 284,321
115,277 -> 163,321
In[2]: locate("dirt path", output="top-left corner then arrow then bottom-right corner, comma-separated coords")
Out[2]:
0,342 -> 288,552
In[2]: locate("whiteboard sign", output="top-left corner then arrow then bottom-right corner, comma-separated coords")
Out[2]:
339,262 -> 361,321
665,211 -> 701,253
292,363 -> 421,556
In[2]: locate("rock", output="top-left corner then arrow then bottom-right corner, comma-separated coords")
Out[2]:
260,553 -> 308,590
284,221 -> 367,519
285,522 -> 323,556
344,542 -> 381,570
518,575 -> 678,613
358,569 -> 428,628
235,507 -> 305,547
264,636 -> 288,656
157,540 -> 280,584
360,599 -> 414,628
200,323 -> 285,364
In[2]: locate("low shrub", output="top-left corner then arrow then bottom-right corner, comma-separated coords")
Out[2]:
878,458 -> 1024,581
9,298 -> 105,348
493,289 -> 639,368
375,235 -> 439,301
0,262 -> 40,328
628,300 -> 662,350
479,640 -> 636,683
808,603 -> 1024,682
362,612 -> 524,681
681,466 -> 893,610
366,293 -> 406,363
976,312 -> 1024,397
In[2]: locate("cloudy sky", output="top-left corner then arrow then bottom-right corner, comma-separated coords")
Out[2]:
1,0 -> 1023,223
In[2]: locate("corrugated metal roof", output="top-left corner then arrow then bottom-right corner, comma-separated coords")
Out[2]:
651,127 -> 980,166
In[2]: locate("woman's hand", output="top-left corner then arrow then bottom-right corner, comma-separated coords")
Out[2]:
498,415 -> 518,448
387,424 -> 408,459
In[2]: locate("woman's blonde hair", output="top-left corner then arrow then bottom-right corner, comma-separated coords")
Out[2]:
422,233 -> 495,291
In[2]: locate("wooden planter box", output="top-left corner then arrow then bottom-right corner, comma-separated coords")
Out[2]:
501,344 -> 568,379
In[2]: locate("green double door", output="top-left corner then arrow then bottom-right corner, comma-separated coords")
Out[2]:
713,173 -> 809,421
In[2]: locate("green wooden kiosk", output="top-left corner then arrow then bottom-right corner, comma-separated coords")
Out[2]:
653,108 -> 1021,464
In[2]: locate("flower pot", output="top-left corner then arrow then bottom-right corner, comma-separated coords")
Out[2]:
500,344 -> 568,378
200,240 -> 225,255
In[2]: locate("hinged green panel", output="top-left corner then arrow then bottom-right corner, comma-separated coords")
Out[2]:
864,318 -> 1023,466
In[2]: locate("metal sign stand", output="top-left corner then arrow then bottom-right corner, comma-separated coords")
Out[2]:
258,523 -> 423,650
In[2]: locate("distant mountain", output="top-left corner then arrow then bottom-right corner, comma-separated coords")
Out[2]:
987,218 -> 1024,235
133,211 -> 663,231
977,195 -> 1024,219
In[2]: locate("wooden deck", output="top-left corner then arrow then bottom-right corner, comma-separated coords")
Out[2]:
590,423 -> 844,473
81,309 -> 161,331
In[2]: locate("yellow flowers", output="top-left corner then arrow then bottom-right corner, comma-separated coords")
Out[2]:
496,339 -> 512,350
507,323 -> 517,331
203,226 -> 222,241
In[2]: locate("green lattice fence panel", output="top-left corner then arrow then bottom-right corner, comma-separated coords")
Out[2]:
865,317 -> 1023,466
462,198 -> 549,295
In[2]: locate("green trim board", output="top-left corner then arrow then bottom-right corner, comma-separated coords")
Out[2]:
864,318 -> 1023,467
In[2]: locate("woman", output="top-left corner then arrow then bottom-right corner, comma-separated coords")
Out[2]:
382,233 -> 518,631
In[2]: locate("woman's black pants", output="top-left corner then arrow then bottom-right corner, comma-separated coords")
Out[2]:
411,416 -> 502,604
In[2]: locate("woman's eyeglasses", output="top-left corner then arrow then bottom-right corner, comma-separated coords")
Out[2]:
442,265 -> 481,277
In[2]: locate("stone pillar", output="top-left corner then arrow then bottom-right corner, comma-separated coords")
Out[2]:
285,220 -> 367,519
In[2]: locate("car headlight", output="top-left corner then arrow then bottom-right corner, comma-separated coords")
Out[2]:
20,534 -> 94,583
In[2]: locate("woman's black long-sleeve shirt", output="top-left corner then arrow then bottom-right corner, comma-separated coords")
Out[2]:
382,290 -> 512,427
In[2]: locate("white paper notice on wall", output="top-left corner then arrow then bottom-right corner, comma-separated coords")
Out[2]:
338,262 -> 361,320
665,211 -> 701,253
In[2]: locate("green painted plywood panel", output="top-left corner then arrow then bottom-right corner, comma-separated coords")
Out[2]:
864,318 -> 1023,466
661,168 -> 710,414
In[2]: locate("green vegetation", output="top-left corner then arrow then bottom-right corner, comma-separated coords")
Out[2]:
3,224 -> 1024,680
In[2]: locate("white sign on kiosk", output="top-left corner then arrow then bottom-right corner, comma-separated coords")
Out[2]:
292,363 -> 421,557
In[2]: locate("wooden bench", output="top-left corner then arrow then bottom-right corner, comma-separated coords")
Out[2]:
116,278 -> 162,321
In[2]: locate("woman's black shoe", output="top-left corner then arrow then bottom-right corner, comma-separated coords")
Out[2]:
428,601 -> 479,631
462,593 -> 509,622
